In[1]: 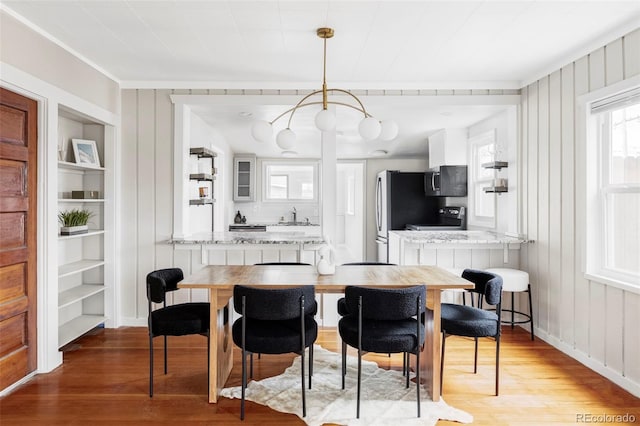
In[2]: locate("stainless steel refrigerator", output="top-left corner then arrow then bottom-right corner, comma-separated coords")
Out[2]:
375,170 -> 441,262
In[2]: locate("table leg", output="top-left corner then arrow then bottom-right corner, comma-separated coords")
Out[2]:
208,289 -> 219,403
420,288 -> 441,402
208,289 -> 234,403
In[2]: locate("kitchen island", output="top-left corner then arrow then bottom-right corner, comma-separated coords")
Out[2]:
389,230 -> 526,268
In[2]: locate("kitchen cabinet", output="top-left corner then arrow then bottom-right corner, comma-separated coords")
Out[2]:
57,111 -> 113,348
233,156 -> 256,202
425,165 -> 467,196
428,128 -> 467,169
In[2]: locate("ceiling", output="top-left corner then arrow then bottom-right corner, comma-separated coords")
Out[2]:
4,1 -> 639,159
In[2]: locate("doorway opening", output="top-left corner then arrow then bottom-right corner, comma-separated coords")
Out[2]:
334,162 -> 365,264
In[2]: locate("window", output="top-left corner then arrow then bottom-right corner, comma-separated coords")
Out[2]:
263,161 -> 318,202
468,130 -> 496,227
586,86 -> 640,288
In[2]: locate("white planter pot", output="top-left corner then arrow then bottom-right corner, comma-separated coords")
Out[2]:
60,225 -> 88,235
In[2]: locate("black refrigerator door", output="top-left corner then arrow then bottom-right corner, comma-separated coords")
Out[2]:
388,172 -> 440,230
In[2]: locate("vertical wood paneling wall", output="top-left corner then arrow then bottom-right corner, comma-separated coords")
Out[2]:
120,88 -> 518,325
519,28 -> 640,396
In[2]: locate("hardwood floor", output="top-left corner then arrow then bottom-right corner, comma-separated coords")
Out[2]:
1,326 -> 638,425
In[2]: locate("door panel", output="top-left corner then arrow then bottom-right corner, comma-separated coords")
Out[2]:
0,87 -> 38,391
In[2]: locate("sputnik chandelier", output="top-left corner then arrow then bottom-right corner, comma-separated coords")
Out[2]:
251,28 -> 398,149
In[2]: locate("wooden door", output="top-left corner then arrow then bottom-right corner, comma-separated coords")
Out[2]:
0,87 -> 38,390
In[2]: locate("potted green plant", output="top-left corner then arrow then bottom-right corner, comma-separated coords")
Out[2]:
58,208 -> 93,235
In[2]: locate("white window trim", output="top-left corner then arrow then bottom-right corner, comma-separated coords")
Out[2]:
468,129 -> 497,228
261,159 -> 319,203
578,74 -> 640,294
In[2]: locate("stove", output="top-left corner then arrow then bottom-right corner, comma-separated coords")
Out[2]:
406,206 -> 466,231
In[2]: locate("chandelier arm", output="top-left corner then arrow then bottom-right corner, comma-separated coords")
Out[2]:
326,88 -> 372,118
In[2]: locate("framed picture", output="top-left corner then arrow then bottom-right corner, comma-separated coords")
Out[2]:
71,139 -> 101,167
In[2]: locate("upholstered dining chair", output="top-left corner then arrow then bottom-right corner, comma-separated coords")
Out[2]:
232,285 -> 318,420
146,268 -> 210,397
440,268 -> 503,395
338,285 -> 426,418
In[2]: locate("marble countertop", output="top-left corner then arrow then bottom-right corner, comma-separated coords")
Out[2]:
168,232 -> 325,245
389,230 -> 527,244
231,222 -> 320,227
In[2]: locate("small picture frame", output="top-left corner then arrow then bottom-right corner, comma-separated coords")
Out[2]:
71,139 -> 101,167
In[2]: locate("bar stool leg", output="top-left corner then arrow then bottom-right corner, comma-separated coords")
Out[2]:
528,284 -> 535,341
511,292 -> 515,329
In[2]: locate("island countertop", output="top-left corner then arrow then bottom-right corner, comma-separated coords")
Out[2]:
389,230 -> 527,245
168,232 -> 325,245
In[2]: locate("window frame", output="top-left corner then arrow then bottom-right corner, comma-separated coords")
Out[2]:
467,129 -> 497,228
581,76 -> 640,293
261,160 -> 319,203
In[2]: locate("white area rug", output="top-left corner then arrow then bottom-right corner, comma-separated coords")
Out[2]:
220,345 -> 473,426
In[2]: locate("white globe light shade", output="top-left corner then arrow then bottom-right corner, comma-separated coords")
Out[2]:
276,128 -> 296,150
251,120 -> 272,142
379,120 -> 399,141
315,109 -> 336,131
359,117 -> 382,140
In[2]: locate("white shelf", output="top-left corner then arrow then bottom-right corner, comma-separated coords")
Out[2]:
58,199 -> 104,203
58,230 -> 105,240
58,284 -> 104,309
58,259 -> 105,278
58,315 -> 106,348
58,161 -> 104,172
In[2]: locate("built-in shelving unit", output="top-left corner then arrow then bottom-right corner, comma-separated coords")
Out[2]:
482,161 -> 509,194
189,147 -> 216,206
57,109 -> 110,348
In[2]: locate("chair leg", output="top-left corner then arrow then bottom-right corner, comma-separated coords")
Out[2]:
496,334 -> 501,396
406,353 -> 410,388
440,332 -> 445,395
149,334 -> 154,397
163,335 -> 168,374
250,353 -> 253,379
357,347 -> 362,419
207,333 -> 210,394
309,344 -> 313,389
528,284 -> 535,341
241,350 -> 246,420
416,350 -> 421,418
474,337 -> 478,374
341,340 -> 346,390
301,347 -> 306,417
402,352 -> 406,376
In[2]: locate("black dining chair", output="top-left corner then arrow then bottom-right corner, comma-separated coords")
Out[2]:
146,268 -> 210,397
338,285 -> 426,418
232,285 -> 318,420
440,268 -> 503,395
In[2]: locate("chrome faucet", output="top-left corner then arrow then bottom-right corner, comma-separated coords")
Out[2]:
291,207 -> 297,224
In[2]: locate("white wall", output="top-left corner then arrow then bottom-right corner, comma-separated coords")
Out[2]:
519,28 -> 640,396
1,9 -> 121,378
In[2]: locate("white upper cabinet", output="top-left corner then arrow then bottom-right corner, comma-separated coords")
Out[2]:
428,128 -> 468,169
233,156 -> 256,202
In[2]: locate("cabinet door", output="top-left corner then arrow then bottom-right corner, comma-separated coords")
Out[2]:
440,166 -> 467,196
234,157 -> 255,201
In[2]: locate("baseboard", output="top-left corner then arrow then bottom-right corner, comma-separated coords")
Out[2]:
0,371 -> 37,397
120,317 -> 147,327
532,327 -> 640,398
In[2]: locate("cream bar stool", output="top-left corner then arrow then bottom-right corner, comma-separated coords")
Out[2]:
485,268 -> 534,340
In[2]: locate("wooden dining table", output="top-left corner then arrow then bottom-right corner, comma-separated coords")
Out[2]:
179,264 -> 473,403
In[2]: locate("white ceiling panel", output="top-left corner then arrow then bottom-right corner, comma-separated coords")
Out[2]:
3,0 -> 639,158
